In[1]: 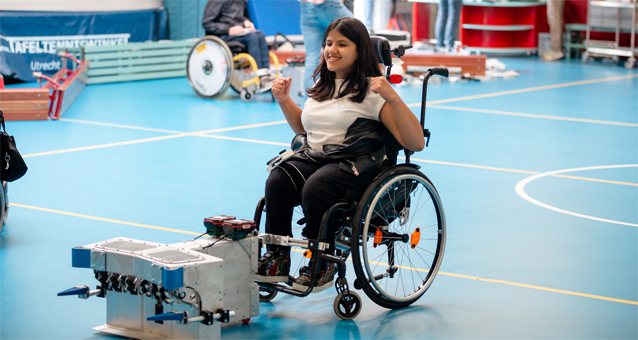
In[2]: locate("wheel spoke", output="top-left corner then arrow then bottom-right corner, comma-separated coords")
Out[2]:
396,242 -> 426,283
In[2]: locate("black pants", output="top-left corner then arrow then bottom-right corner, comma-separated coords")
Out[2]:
219,31 -> 270,69
264,159 -> 383,248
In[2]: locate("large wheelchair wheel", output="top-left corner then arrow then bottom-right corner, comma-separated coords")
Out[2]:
187,36 -> 234,99
351,166 -> 446,309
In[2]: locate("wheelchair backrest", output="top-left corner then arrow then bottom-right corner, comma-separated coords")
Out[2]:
370,36 -> 393,67
369,37 -> 405,164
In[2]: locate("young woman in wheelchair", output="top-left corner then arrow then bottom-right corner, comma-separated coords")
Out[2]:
255,17 -> 425,292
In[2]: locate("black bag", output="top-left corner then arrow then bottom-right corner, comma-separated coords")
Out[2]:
0,110 -> 28,182
270,32 -> 295,52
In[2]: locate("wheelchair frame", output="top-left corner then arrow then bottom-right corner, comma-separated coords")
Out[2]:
252,37 -> 449,320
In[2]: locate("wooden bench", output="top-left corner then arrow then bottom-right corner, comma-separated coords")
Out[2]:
68,39 -> 197,84
271,50 -> 487,76
0,88 -> 49,121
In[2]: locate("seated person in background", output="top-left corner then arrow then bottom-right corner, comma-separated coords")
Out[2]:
202,0 -> 270,69
255,17 -> 425,292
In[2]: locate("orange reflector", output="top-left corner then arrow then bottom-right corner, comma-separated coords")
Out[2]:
303,250 -> 312,258
410,227 -> 421,249
374,228 -> 383,248
389,74 -> 403,84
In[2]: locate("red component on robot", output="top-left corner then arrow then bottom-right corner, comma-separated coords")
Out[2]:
204,215 -> 236,237
222,219 -> 257,240
204,215 -> 236,225
389,74 -> 403,84
223,219 -> 256,230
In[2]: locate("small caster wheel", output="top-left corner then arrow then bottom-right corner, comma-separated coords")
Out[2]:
624,60 -> 636,69
259,287 -> 277,302
240,89 -> 254,102
241,318 -> 251,324
333,291 -> 362,320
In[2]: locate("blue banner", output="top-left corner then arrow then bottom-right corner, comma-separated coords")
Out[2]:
0,9 -> 168,82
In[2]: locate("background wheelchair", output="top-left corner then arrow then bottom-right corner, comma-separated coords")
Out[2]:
186,36 -> 280,102
253,37 -> 449,320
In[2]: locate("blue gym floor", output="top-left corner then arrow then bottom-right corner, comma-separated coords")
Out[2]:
1,57 -> 637,339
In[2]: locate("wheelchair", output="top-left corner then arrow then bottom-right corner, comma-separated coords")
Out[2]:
186,36 -> 280,102
252,37 -> 449,320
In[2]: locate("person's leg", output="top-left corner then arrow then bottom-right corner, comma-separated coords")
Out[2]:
548,0 -> 565,53
294,163 -> 382,289
364,0 -> 375,29
300,163 -> 382,246
300,2 -> 324,91
241,32 -> 267,69
445,0 -> 463,50
258,159 -> 320,281
435,0 -> 449,48
264,160 -> 319,239
316,0 -> 354,25
301,0 -> 353,91
223,33 -> 267,69
255,30 -> 271,69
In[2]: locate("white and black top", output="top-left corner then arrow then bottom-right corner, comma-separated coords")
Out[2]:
301,79 -> 386,151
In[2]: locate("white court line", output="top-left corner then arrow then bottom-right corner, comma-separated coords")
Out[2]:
407,73 -> 638,107
59,118 -> 183,134
515,164 -> 638,227
23,132 -> 194,158
60,118 -> 288,134
23,120 -> 288,158
428,105 -> 638,127
194,133 -> 289,146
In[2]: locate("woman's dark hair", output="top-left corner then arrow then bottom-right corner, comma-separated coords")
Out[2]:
306,17 -> 382,103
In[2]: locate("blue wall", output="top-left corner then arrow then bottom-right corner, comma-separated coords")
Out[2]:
247,0 -> 301,36
163,0 -> 301,40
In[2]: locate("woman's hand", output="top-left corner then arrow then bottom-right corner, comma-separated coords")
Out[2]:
272,77 -> 292,103
370,76 -> 399,102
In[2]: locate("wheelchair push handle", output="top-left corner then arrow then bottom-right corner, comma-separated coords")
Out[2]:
428,67 -> 449,78
420,68 -> 449,147
391,44 -> 412,59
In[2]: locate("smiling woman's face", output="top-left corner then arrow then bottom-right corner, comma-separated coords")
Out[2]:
324,29 -> 357,79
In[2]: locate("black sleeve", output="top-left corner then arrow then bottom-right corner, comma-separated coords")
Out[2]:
202,0 -> 230,36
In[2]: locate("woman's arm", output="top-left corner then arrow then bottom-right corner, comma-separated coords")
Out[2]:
272,77 -> 304,134
371,77 -> 425,151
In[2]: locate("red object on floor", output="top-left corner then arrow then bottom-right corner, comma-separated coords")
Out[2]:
39,54 -> 90,120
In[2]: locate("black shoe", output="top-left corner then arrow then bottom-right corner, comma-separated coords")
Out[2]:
292,262 -> 335,293
255,249 -> 290,283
